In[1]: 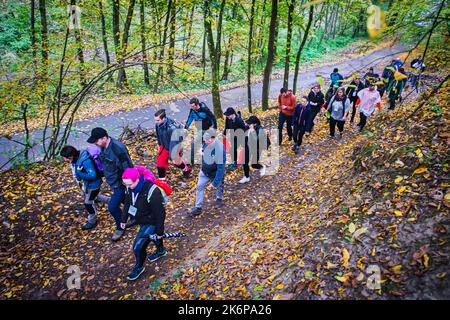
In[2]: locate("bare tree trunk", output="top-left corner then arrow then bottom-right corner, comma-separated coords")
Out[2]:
256,0 -> 267,65
261,0 -> 278,111
221,3 -> 237,81
293,5 -> 313,95
216,0 -> 226,75
140,0 -> 150,85
204,0 -> 222,117
70,0 -> 86,86
247,0 -> 256,113
201,9 -> 206,81
99,1 -> 110,66
117,0 -> 136,90
38,0 -> 48,75
31,0 -> 37,69
154,0 -> 173,92
112,0 -> 121,58
283,0 -> 296,90
168,0 -> 176,75
183,4 -> 195,60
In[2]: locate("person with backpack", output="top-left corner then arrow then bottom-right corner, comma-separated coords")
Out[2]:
87,127 -> 133,241
330,68 -> 344,88
292,96 -> 313,154
326,88 -> 351,139
120,166 -> 171,281
223,107 -> 247,171
277,88 -> 296,145
60,145 -> 110,230
363,67 -> 379,87
239,115 -> 270,183
187,130 -> 226,216
381,60 -> 397,96
185,97 -> 217,164
388,67 -> 407,110
355,81 -> 382,132
154,109 -> 191,180
307,84 -> 325,132
346,75 -> 365,124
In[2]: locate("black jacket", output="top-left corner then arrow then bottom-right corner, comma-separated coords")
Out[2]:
122,180 -> 166,235
345,81 -> 365,101
99,138 -> 133,189
308,91 -> 325,111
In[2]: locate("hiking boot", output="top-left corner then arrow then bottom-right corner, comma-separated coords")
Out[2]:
127,265 -> 145,281
291,144 -> 297,151
294,146 -> 300,155
81,221 -> 97,230
187,207 -> 202,217
288,136 -> 293,141
214,198 -> 223,208
111,229 -> 125,242
238,176 -> 250,184
182,167 -> 191,178
125,219 -> 137,229
259,165 -> 266,177
148,249 -> 167,262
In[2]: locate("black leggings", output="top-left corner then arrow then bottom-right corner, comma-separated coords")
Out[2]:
329,118 -> 345,137
133,224 -> 164,268
243,163 -> 263,178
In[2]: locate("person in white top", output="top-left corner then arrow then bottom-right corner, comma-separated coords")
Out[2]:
355,82 -> 382,132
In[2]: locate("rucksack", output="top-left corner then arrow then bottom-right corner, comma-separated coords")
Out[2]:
147,184 -> 170,206
86,145 -> 104,177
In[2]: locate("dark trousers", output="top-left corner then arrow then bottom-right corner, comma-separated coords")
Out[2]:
388,97 -> 396,110
350,98 -> 358,123
243,164 -> 263,178
293,125 -> 306,146
132,224 -> 164,268
310,107 -> 320,132
108,187 -> 126,230
329,118 -> 345,137
278,112 -> 293,144
357,112 -> 367,131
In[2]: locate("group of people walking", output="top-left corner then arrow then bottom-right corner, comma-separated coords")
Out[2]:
61,59 -> 414,281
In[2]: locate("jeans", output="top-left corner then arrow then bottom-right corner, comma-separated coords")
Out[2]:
329,117 -> 345,137
358,112 -> 368,131
132,224 -> 164,268
195,170 -> 224,208
278,112 -> 293,144
108,187 -> 126,230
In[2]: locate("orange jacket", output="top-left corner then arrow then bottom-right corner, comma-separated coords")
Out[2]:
278,93 -> 297,116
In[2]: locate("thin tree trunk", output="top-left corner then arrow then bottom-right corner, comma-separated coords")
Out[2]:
256,0 -> 267,65
99,1 -> 110,66
293,5 -> 313,95
168,0 -> 176,75
117,0 -> 136,89
221,3 -> 236,81
140,0 -> 150,85
183,4 -> 195,60
38,0 -> 48,75
112,0 -> 121,57
31,0 -> 37,69
201,9 -> 207,81
283,0 -> 296,90
247,0 -> 256,113
204,0 -> 222,117
70,0 -> 86,86
154,0 -> 173,93
216,0 -> 226,75
261,0 -> 278,111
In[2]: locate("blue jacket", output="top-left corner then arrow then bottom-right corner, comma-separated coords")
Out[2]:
72,150 -> 102,190
185,102 -> 217,131
201,140 -> 226,187
330,72 -> 344,87
156,117 -> 183,154
99,137 -> 133,189
293,103 -> 313,132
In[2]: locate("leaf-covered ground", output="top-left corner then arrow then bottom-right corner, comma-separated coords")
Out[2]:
0,67 -> 448,300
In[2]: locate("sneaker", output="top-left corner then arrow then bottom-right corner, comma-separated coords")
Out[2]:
294,146 -> 300,155
291,144 -> 297,151
238,176 -> 250,184
81,221 -> 97,230
288,136 -> 293,141
148,249 -> 167,262
339,132 -> 343,139
111,229 -> 125,242
259,165 -> 266,177
125,219 -> 137,229
188,207 -> 202,216
127,265 -> 145,281
214,198 -> 223,208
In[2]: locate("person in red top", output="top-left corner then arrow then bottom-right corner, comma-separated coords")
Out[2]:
277,88 -> 297,144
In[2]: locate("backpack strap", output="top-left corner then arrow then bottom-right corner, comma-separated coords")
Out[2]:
147,184 -> 158,203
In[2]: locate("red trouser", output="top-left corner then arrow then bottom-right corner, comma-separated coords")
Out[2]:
157,146 -> 188,178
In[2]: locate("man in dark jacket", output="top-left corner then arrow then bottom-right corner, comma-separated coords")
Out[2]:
345,76 -> 365,123
121,175 -> 166,281
292,96 -> 313,154
307,84 -> 325,132
88,127 -> 133,241
154,109 -> 191,180
185,97 -> 217,164
223,107 -> 247,171
188,130 -> 226,216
